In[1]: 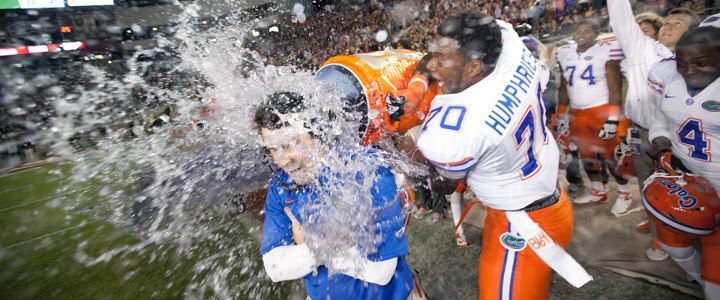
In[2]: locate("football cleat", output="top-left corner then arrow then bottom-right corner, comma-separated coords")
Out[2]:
567,181 -> 585,193
645,240 -> 669,261
611,191 -> 633,217
573,187 -> 609,205
431,212 -> 444,223
636,219 -> 651,234
455,232 -> 469,248
414,207 -> 428,219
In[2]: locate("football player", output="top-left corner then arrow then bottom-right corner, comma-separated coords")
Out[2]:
647,26 -> 720,299
415,12 -> 592,299
556,19 -> 632,215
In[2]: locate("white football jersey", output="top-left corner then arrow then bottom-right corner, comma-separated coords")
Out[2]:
417,21 -> 559,210
556,41 -> 624,109
608,0 -> 674,128
648,59 -> 720,191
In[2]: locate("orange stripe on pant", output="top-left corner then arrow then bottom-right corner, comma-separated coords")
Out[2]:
478,190 -> 574,300
651,218 -> 720,285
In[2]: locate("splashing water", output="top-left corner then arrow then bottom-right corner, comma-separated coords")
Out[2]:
1,1 -> 424,298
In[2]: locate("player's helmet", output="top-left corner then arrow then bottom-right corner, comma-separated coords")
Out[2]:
642,172 -> 720,236
700,13 -> 720,28
614,142 -> 636,179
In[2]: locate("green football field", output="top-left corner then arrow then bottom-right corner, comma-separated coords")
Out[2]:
0,163 -> 293,299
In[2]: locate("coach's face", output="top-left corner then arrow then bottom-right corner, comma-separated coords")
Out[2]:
659,14 -> 692,48
676,42 -> 720,89
261,127 -> 319,185
427,35 -> 484,94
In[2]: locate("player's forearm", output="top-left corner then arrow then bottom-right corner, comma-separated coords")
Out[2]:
538,42 -> 550,66
262,244 -> 316,282
650,136 -> 672,157
332,247 -> 398,285
605,60 -> 623,111
557,78 -> 570,115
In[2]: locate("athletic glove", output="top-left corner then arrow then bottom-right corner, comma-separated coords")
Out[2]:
385,93 -> 406,122
556,117 -> 570,137
653,149 -> 692,174
385,74 -> 429,122
599,105 -> 621,140
598,119 -> 619,140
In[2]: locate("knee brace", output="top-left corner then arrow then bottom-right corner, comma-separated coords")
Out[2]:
705,281 -> 720,300
659,243 -> 703,284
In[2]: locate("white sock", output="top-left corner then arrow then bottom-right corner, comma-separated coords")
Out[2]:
591,181 -> 604,192
705,281 -> 720,300
617,184 -> 629,193
660,244 -> 704,285
449,192 -> 464,235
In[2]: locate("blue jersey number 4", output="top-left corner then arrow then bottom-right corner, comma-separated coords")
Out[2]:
677,118 -> 710,161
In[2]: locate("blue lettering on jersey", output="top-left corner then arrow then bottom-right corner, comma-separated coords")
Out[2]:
485,48 -> 537,136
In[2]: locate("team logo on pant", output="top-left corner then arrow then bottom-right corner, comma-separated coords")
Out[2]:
499,232 -> 527,251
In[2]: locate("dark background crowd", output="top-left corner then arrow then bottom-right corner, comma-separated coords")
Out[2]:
0,0 -> 717,168
251,0 -> 716,69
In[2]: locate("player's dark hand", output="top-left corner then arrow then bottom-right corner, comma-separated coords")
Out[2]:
598,119 -> 618,140
385,93 -> 406,122
653,149 -> 692,174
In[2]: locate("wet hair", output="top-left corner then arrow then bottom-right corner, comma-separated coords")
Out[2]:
666,8 -> 701,28
676,26 -> 720,49
576,19 -> 600,34
254,91 -> 336,142
436,12 -> 503,68
635,12 -> 663,32
254,92 -> 306,130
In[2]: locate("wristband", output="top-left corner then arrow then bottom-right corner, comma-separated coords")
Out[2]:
608,105 -> 621,121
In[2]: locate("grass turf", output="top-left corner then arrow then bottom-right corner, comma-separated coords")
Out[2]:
0,163 -> 293,299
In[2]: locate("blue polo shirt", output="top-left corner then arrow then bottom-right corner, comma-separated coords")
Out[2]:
260,161 -> 413,300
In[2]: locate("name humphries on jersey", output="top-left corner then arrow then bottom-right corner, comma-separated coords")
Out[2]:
485,47 -> 538,136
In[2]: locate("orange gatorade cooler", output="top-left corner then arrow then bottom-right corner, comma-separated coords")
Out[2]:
316,50 -> 438,145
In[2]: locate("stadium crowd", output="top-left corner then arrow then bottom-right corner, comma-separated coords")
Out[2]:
253,0 -> 715,70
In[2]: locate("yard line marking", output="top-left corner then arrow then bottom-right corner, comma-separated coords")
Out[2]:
0,178 -> 60,195
4,220 -> 101,249
0,195 -> 55,212
0,188 -> 92,212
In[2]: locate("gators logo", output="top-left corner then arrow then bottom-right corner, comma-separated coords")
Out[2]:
702,100 -> 720,112
658,179 -> 698,209
499,232 -> 527,251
